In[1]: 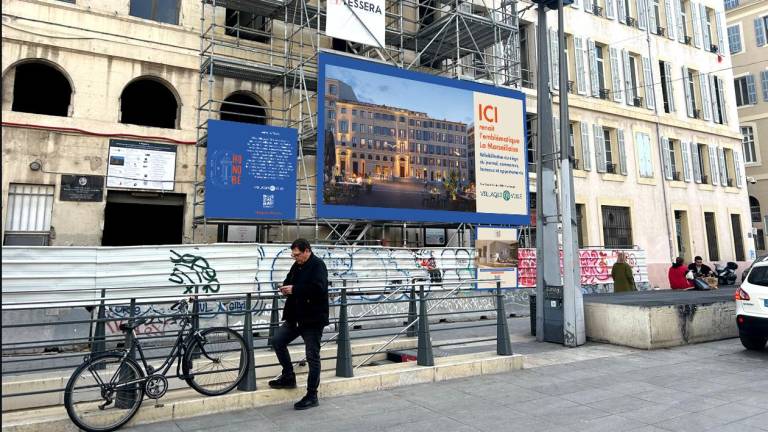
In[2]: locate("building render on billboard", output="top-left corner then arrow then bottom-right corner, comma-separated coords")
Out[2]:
724,0 -> 768,256
518,0 -> 754,283
0,0 -> 755,288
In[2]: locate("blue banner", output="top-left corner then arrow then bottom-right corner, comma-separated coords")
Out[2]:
205,120 -> 297,220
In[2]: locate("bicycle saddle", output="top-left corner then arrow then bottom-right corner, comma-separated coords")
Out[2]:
118,317 -> 148,333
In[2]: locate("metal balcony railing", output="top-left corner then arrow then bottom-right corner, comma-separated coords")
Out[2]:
592,4 -> 603,16
672,171 -> 682,181
656,26 -> 666,36
599,88 -> 611,100
626,16 -> 637,27
684,35 -> 692,45
633,96 -> 643,107
606,162 -> 617,174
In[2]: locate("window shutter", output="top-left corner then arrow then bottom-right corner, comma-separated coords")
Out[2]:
681,140 -> 692,182
663,62 -> 675,112
700,73 -> 711,120
716,12 -> 726,54
585,0 -> 593,13
609,47 -> 623,102
762,70 -> 768,101
549,29 -> 560,91
709,145 -> 720,185
756,17 -> 766,47
675,0 -> 685,43
575,37 -> 587,95
622,50 -> 633,105
638,0 -> 648,30
700,5 -> 710,50
617,0 -> 626,23
573,0 -> 582,9
618,129 -> 628,175
691,2 -> 702,48
642,56 -> 655,109
594,124 -> 606,172
665,0 -> 676,40
718,147 -> 728,185
607,0 -> 616,19
735,151 -> 743,188
691,142 -> 702,183
581,121 -> 592,171
746,74 -> 757,105
709,74 -> 720,123
717,76 -> 727,124
589,39 -> 599,97
682,66 -> 694,117
662,137 -> 672,180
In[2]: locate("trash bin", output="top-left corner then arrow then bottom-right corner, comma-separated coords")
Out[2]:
529,292 -> 536,337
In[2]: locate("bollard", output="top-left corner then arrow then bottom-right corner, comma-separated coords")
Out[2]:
90,289 -> 107,370
407,283 -> 417,338
267,288 -> 280,349
495,281 -> 513,356
238,293 -> 257,391
335,288 -> 353,377
116,298 -> 138,408
416,285 -> 434,366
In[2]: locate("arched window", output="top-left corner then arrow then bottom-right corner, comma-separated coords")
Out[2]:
11,61 -> 72,117
120,78 -> 178,129
220,92 -> 266,124
750,196 -> 762,223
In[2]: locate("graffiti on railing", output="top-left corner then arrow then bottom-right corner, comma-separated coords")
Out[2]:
168,250 -> 221,295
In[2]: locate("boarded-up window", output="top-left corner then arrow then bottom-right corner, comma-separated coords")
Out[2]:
602,205 -> 633,248
3,184 -> 55,246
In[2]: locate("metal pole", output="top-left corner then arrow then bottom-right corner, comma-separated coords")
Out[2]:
335,287 -> 353,377
558,0 -> 585,347
495,281 -> 513,355
91,289 -> 107,369
416,285 -> 434,366
238,293 -> 257,391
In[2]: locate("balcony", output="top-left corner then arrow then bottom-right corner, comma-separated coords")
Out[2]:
626,17 -> 637,28
599,88 -> 611,100
692,108 -> 701,119
606,162 -> 617,174
709,44 -> 719,53
592,4 -> 603,16
684,35 -> 692,45
656,26 -> 666,36
632,96 -> 643,107
672,171 -> 682,181
567,80 -> 576,94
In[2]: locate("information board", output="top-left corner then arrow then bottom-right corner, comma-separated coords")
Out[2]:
205,120 -> 298,220
60,175 -> 104,202
106,139 -> 176,190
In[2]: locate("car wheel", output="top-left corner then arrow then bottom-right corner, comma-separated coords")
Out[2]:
739,331 -> 768,350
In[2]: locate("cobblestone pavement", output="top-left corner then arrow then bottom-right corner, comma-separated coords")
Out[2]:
124,338 -> 767,432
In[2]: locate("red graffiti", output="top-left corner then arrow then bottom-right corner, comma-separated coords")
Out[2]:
516,249 -> 641,287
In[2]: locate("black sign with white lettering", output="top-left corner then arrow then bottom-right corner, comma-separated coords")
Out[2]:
60,175 -> 104,202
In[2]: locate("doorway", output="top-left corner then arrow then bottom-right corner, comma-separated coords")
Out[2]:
102,191 -> 185,246
674,210 -> 691,261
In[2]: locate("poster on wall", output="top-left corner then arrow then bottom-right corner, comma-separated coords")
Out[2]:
325,0 -> 385,47
475,227 -> 519,289
106,139 -> 176,190
205,120 -> 298,220
60,175 -> 104,202
424,228 -> 447,246
317,52 -> 529,225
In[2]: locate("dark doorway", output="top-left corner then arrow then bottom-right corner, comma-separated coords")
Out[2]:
102,192 -> 184,246
731,214 -> 745,261
220,93 -> 266,124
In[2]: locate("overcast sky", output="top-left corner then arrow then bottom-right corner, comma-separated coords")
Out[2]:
327,65 -> 474,125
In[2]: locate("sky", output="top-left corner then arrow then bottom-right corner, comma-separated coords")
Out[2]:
327,65 -> 474,125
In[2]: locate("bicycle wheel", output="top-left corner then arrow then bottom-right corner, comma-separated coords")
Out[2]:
184,327 -> 248,396
64,353 -> 144,432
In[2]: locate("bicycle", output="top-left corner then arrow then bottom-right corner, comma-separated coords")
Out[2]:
64,298 -> 249,432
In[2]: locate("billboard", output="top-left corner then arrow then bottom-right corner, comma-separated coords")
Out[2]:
325,0 -> 385,47
317,52 -> 529,225
205,120 -> 297,220
107,139 -> 176,190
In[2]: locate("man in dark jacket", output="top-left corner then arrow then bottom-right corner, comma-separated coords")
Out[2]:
268,239 -> 329,410
688,256 -> 714,277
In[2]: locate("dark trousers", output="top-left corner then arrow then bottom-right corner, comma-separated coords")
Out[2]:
273,321 -> 323,393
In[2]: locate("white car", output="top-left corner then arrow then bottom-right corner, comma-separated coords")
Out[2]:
736,261 -> 768,350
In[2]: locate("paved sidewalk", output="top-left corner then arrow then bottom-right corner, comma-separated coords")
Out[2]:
126,339 -> 767,432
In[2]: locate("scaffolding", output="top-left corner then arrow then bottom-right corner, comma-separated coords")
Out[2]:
193,0 -> 521,245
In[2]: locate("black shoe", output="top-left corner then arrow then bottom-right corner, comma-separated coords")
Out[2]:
268,373 -> 297,389
294,392 -> 319,410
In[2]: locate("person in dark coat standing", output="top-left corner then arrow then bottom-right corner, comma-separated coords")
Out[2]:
668,257 -> 693,290
611,252 -> 636,292
268,239 -> 329,410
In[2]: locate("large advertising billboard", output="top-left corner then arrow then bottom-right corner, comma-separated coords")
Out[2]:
317,52 -> 529,225
205,120 -> 297,220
